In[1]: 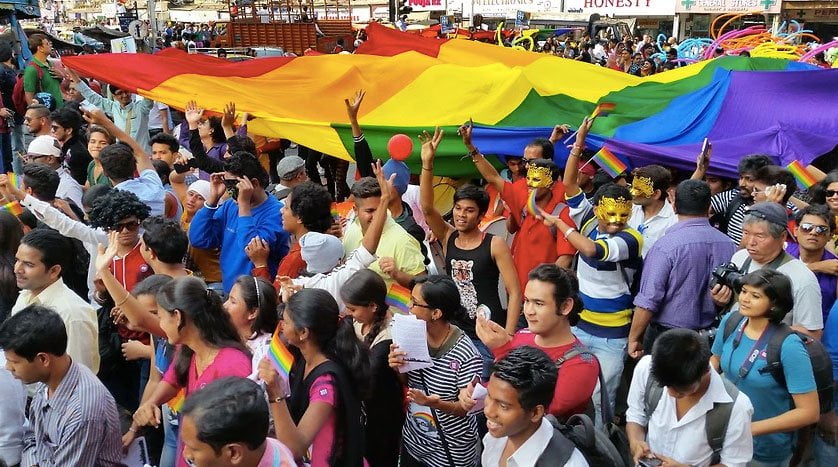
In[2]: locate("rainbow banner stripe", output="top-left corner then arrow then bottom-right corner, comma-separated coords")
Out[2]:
61,24 -> 836,179
593,147 -> 628,178
167,388 -> 185,414
386,283 -> 411,314
6,173 -> 19,189
2,201 -> 23,216
526,190 -> 538,217
786,160 -> 818,189
591,102 -> 616,118
268,324 -> 294,378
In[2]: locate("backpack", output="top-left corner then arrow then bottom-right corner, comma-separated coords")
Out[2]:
538,414 -> 629,467
12,61 -> 43,115
644,372 -> 739,465
555,347 -> 633,467
722,310 -> 834,413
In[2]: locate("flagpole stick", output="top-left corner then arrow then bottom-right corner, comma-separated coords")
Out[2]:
578,152 -> 597,171
563,113 -> 600,145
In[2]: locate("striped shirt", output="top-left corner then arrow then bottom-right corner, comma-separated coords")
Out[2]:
402,328 -> 481,467
710,189 -> 749,245
22,362 -> 124,467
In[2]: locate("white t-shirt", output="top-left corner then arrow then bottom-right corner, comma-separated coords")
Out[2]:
628,200 -> 677,258
148,102 -> 173,131
730,249 -> 824,331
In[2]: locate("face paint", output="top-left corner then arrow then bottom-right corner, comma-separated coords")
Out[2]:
526,165 -> 554,189
594,196 -> 632,224
630,175 -> 654,199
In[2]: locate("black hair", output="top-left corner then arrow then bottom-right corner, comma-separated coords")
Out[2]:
738,269 -> 794,323
20,228 -> 71,278
650,329 -> 711,389
491,346 -> 558,412
224,151 -> 269,190
285,288 -> 370,395
794,204 -> 836,231
25,104 -> 50,119
82,184 -> 113,211
0,304 -> 67,359
27,33 -> 49,53
88,189 -> 151,231
350,177 -> 381,200
87,125 -> 115,144
592,182 -> 632,207
339,269 -> 388,347
453,184 -> 490,216
288,182 -> 333,233
152,159 -> 171,186
22,163 -> 60,202
150,132 -> 180,153
99,142 -> 137,182
632,164 -> 671,201
50,107 -> 82,136
737,154 -> 773,177
810,170 -> 838,205
142,217 -> 188,264
527,264 -> 583,325
529,158 -> 561,182
132,274 -> 173,298
526,138 -> 554,160
206,116 -> 226,145
156,276 -> 250,387
754,165 -> 797,204
0,211 -> 22,319
181,376 -> 269,453
414,275 -> 469,324
674,179 -> 711,216
226,135 -> 257,156
232,275 -> 278,336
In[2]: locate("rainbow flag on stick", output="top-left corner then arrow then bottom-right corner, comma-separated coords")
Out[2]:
386,283 -> 411,314
167,388 -> 186,414
786,160 -> 818,189
593,147 -> 628,178
2,201 -> 22,216
6,173 -> 19,189
591,102 -> 616,118
268,324 -> 294,379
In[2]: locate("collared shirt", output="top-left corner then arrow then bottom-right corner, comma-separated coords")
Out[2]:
629,200 -> 676,257
56,166 -> 84,209
0,352 -> 25,467
77,80 -> 154,151
626,356 -> 754,467
12,279 -> 99,373
342,216 -> 425,289
634,218 -> 737,330
115,168 -> 167,217
481,418 -> 589,467
785,243 -> 838,321
22,363 -> 124,467
257,437 -> 296,467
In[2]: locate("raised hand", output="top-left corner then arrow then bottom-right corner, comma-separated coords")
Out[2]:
95,231 -> 120,272
457,118 -> 475,150
221,102 -> 236,128
549,124 -> 571,144
82,107 -> 111,127
184,100 -> 204,127
419,127 -> 443,166
344,89 -> 366,121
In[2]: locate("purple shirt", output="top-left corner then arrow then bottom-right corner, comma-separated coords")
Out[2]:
634,218 -> 737,329
786,243 -> 837,322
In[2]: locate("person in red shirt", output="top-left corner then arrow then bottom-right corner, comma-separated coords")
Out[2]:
461,121 -> 576,292
461,263 -> 600,420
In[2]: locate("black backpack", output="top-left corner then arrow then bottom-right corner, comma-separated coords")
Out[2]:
537,414 -> 628,467
722,310 -> 834,413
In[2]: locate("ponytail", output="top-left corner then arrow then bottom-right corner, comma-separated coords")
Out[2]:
527,264 -> 583,326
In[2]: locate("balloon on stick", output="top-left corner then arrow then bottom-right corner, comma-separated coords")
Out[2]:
387,134 -> 413,161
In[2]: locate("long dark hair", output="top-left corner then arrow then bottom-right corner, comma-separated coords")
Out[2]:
286,288 -> 370,395
340,269 -> 388,347
0,211 -> 23,321
811,170 -> 838,206
233,275 -> 278,336
156,276 -> 250,387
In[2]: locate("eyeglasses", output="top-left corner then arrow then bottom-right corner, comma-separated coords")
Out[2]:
111,220 -> 141,232
825,189 -> 838,198
799,222 -> 830,236
408,299 -> 431,309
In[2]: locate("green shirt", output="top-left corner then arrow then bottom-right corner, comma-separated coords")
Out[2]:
23,57 -> 63,108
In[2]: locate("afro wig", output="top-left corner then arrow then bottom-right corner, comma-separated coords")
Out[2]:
88,189 -> 151,230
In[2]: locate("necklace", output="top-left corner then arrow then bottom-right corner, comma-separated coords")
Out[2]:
430,324 -> 453,349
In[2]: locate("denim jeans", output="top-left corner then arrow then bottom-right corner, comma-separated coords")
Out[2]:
470,337 -> 493,382
747,455 -> 791,467
572,327 -> 627,424
815,430 -> 838,467
159,404 -> 179,467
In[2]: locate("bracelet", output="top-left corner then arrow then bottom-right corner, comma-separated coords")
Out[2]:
270,394 -> 290,404
128,427 -> 137,433
563,228 -> 576,238
422,166 -> 433,171
468,148 -> 480,158
253,264 -> 268,269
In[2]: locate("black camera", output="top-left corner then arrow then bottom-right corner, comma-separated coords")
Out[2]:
710,262 -> 744,290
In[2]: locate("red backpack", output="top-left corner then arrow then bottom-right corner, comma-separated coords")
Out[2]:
12,61 -> 44,114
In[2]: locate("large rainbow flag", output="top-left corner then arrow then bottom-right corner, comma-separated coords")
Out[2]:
62,23 -> 838,178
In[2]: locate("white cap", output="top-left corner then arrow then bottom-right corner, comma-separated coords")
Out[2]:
187,180 -> 211,201
299,232 -> 344,274
27,135 -> 62,157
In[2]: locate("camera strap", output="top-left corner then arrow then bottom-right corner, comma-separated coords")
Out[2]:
740,251 -> 793,274
731,319 -> 777,382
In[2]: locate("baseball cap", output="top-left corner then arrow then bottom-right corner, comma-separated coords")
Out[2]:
745,202 -> 790,230
383,159 -> 410,196
187,180 -> 211,201
579,163 -> 596,177
27,135 -> 62,157
299,232 -> 344,274
276,155 -> 305,181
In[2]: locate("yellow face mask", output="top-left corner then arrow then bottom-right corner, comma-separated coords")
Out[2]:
526,166 -> 554,189
594,196 -> 632,224
630,175 -> 654,199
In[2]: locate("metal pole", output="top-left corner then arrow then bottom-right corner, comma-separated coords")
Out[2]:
148,0 -> 158,51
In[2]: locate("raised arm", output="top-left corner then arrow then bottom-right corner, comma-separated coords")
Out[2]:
540,208 -> 598,257
67,68 -> 115,114
564,117 -> 593,197
459,119 -> 505,193
83,108 -> 153,172
345,90 -> 374,178
362,161 -> 394,255
221,102 -> 237,139
418,127 -> 452,243
185,100 -> 225,174
691,140 -> 711,181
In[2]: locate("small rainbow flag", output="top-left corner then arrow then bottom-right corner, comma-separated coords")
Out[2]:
526,190 -> 538,217
2,201 -> 23,216
167,388 -> 185,414
6,173 -> 19,189
268,324 -> 294,379
591,102 -> 616,118
592,147 -> 628,178
386,283 -> 411,314
786,160 -> 817,189
331,200 -> 354,220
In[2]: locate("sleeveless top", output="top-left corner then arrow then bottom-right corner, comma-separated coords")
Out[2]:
445,231 -> 504,334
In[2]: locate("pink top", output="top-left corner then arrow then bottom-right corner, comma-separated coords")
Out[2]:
258,437 -> 296,467
308,374 -> 338,467
163,346 -> 251,467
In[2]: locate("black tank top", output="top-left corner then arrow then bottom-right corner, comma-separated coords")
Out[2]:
445,231 -> 505,332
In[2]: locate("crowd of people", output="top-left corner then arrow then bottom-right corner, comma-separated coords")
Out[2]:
0,28 -> 837,467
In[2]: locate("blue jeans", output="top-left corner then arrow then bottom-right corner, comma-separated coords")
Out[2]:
470,338 -> 493,382
747,455 -> 791,467
572,327 -> 627,424
815,429 -> 838,467
160,404 -> 179,467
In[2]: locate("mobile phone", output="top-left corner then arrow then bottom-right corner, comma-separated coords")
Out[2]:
638,457 -> 662,467
701,137 -> 710,155
471,374 -> 481,387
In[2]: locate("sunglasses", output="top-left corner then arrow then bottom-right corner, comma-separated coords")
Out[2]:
799,222 -> 830,236
825,189 -> 838,197
222,179 -> 239,190
111,220 -> 141,232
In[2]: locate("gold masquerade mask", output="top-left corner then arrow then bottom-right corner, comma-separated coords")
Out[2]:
594,196 -> 632,224
526,165 -> 554,189
630,175 -> 654,199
